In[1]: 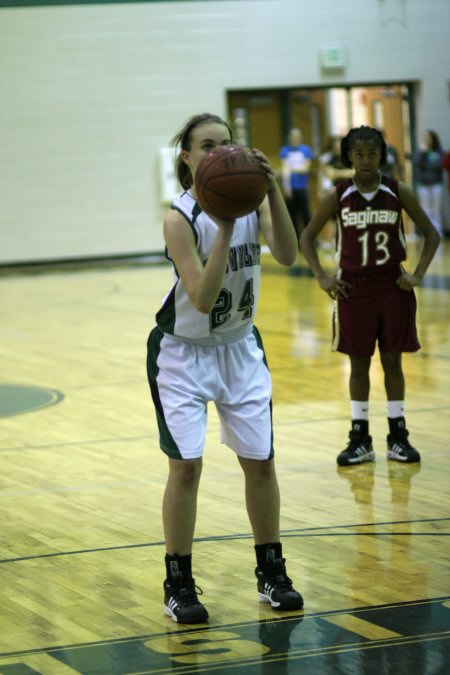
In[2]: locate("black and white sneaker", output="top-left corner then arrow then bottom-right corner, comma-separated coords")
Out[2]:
256,558 -> 303,610
387,431 -> 421,463
163,573 -> 208,624
337,432 -> 375,466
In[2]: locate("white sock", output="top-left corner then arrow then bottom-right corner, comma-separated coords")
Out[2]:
387,401 -> 405,419
351,401 -> 369,420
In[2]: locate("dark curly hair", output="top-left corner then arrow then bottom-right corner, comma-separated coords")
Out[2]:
340,126 -> 387,169
170,113 -> 233,189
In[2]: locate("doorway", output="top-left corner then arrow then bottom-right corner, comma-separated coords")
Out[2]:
227,82 -> 416,210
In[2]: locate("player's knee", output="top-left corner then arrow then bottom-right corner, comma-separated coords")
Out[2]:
380,352 -> 402,375
349,356 -> 371,376
169,458 -> 202,487
240,456 -> 275,479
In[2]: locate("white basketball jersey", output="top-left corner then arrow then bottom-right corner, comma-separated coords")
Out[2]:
156,190 -> 262,340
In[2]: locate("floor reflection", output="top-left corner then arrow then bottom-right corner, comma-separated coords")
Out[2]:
253,599 -> 449,675
336,461 -> 428,607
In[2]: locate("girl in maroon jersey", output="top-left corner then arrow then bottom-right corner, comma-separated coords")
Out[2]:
300,126 -> 440,466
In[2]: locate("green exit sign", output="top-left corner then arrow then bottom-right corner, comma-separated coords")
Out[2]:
320,46 -> 347,69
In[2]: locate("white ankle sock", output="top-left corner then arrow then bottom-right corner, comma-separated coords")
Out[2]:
387,401 -> 405,419
351,400 -> 369,420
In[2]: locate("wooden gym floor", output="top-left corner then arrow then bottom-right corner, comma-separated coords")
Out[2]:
0,238 -> 449,674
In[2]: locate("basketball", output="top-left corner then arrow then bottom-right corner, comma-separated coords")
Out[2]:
194,144 -> 269,219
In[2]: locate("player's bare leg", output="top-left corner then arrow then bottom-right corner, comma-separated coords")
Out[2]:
238,457 -> 280,543
163,457 -> 202,554
349,356 -> 371,401
239,456 -> 303,610
337,356 -> 374,466
162,457 -> 208,624
380,352 -> 420,463
380,352 -> 405,400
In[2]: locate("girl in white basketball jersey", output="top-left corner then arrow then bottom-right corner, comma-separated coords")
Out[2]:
146,113 -> 302,623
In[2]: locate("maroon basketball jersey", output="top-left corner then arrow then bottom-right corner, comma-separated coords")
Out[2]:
335,176 -> 407,272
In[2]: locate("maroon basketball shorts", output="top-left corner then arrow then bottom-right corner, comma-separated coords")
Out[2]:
332,266 -> 421,357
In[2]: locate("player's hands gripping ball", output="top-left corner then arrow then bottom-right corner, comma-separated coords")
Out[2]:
194,144 -> 270,219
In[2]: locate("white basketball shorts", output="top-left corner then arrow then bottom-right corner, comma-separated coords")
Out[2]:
147,326 -> 274,460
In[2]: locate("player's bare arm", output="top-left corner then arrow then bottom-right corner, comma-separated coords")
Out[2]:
396,183 -> 441,290
255,149 -> 298,266
300,189 -> 351,299
164,209 -> 234,314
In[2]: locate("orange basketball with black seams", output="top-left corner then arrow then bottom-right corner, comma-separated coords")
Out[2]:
194,144 -> 269,219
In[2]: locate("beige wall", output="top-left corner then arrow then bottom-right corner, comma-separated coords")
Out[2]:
1,0 -> 449,263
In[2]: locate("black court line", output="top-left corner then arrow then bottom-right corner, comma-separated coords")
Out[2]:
169,636 -> 450,675
225,635 -> 450,675
0,595 -> 448,661
1,517 -> 448,565
4,637 -> 450,675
